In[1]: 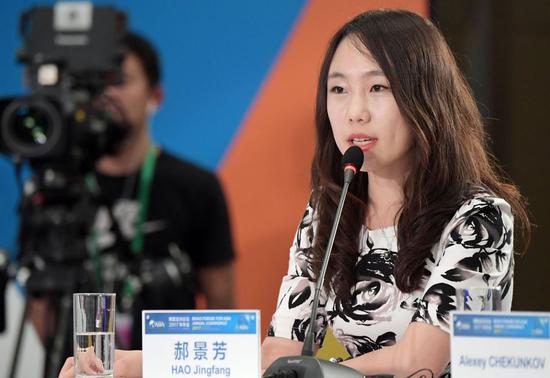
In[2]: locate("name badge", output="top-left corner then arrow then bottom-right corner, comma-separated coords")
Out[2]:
451,311 -> 550,377
142,310 -> 260,378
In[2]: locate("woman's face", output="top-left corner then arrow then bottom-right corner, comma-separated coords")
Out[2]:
326,37 -> 414,178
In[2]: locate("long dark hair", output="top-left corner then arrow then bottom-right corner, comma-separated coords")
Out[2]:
309,9 -> 531,297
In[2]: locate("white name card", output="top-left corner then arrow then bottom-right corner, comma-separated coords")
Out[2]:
451,311 -> 550,377
142,310 -> 260,378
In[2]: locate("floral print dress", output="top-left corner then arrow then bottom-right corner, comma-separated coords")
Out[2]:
268,192 -> 514,376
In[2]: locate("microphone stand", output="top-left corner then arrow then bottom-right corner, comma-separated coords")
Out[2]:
301,167 -> 354,358
263,167 -> 365,378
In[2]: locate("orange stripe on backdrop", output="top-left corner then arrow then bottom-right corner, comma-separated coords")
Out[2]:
219,0 -> 427,337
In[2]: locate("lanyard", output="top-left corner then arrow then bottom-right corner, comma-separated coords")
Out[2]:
130,144 -> 159,254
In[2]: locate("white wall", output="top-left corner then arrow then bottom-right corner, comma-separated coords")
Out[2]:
0,284 -> 45,378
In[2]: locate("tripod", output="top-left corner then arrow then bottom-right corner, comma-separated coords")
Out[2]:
8,266 -> 93,378
7,168 -> 101,378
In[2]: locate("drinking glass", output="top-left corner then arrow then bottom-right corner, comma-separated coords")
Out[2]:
73,293 -> 116,378
455,286 -> 502,312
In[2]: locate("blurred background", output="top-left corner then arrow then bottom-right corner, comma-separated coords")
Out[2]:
0,0 -> 548,376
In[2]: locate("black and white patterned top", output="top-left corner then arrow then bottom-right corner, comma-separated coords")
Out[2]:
268,191 -> 514,376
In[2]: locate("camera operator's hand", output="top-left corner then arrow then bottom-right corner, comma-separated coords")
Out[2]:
59,349 -> 143,378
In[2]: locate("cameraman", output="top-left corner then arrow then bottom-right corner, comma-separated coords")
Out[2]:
29,32 -> 235,353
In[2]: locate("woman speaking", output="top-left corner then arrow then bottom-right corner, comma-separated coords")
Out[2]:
261,9 -> 531,378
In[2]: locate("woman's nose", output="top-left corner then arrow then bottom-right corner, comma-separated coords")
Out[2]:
347,94 -> 370,124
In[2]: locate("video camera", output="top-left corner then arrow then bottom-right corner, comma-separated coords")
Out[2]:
0,3 -> 130,377
0,1 -> 132,303
0,2 -> 128,273
0,2 -> 128,169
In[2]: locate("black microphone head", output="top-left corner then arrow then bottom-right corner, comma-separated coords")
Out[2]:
341,146 -> 364,171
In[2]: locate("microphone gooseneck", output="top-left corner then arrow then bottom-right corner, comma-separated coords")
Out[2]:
301,146 -> 364,357
263,146 -> 365,378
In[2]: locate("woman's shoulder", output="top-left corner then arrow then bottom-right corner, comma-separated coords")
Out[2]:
294,196 -> 317,238
437,187 -> 514,255
452,187 -> 513,223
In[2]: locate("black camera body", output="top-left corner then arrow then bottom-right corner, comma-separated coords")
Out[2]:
0,2 -> 128,169
0,2 -> 131,293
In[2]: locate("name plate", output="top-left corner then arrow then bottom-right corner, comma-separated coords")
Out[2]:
142,310 -> 260,378
451,312 -> 550,377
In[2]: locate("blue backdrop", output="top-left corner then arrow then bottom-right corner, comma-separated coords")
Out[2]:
0,0 -> 307,257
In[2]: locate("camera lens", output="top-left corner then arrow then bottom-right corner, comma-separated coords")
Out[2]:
1,97 -> 62,158
12,105 -> 50,144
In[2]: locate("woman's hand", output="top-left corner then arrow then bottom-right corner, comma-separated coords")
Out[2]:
58,349 -> 143,378
74,346 -> 105,375
261,336 -> 305,371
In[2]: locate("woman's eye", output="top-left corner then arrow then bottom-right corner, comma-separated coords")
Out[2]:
371,84 -> 388,92
329,86 -> 345,94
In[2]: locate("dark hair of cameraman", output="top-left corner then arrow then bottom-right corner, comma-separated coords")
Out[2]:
124,33 -> 161,88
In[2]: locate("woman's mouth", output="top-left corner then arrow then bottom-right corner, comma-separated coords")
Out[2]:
349,135 -> 377,151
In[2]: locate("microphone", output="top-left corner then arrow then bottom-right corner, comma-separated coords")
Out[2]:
301,145 -> 363,357
342,144 -> 364,184
263,146 -> 365,378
